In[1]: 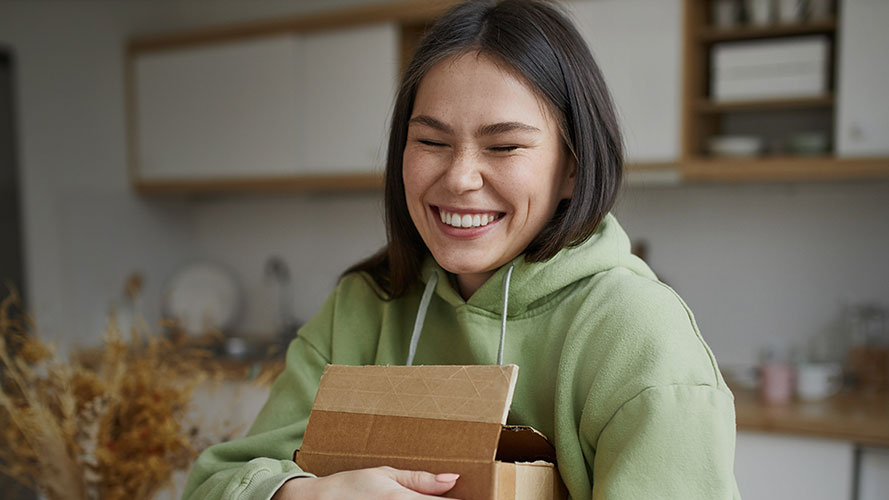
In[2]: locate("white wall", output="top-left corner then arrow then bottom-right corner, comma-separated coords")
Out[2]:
191,193 -> 386,334
616,180 -> 889,367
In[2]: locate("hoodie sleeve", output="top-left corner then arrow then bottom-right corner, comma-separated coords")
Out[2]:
589,384 -> 741,500
180,290 -> 336,500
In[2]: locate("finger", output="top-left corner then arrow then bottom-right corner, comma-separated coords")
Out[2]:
386,468 -> 460,495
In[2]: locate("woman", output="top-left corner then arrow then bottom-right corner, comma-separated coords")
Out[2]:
183,1 -> 740,498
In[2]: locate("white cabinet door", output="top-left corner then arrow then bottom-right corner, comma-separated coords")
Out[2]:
133,23 -> 398,182
299,23 -> 398,173
135,35 -> 303,180
835,0 -> 889,157
735,432 -> 853,500
860,446 -> 889,500
565,0 -> 682,163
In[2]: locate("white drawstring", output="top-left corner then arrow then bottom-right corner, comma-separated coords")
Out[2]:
406,271 -> 438,366
498,263 -> 515,365
405,263 -> 516,366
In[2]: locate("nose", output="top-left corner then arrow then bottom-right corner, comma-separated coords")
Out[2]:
441,148 -> 484,194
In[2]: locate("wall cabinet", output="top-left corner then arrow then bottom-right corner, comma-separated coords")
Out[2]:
298,25 -> 398,173
735,432 -> 889,500
735,432 -> 853,500
835,0 -> 889,157
130,22 -> 398,191
566,0 -> 682,164
134,35 -> 303,181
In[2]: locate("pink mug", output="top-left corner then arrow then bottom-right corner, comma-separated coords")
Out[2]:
761,362 -> 795,404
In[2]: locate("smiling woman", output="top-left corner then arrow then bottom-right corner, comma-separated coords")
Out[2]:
183,2 -> 740,500
403,52 -> 575,298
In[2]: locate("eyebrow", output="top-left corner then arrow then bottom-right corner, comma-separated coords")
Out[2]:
408,115 -> 541,137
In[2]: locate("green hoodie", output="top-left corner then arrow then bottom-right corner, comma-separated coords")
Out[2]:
182,214 -> 740,499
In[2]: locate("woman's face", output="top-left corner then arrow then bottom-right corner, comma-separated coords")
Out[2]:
403,52 -> 575,298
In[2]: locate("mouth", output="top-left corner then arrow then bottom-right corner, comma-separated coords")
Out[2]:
433,205 -> 505,229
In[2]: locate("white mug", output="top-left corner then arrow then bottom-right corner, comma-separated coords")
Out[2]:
796,362 -> 843,401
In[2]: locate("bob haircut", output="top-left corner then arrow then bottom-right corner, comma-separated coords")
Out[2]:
346,0 -> 624,298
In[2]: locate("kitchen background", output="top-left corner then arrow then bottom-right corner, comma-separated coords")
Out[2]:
1,0 -> 888,499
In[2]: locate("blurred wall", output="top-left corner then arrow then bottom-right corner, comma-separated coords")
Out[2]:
616,181 -> 889,366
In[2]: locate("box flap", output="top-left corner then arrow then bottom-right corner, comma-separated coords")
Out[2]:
311,364 -> 518,424
496,425 -> 557,464
300,364 -> 518,463
300,411 -> 504,461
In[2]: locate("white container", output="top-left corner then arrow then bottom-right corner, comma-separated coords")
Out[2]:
711,35 -> 829,101
708,135 -> 765,157
796,362 -> 843,401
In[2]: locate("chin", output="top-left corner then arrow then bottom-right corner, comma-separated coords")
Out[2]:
430,251 -> 496,276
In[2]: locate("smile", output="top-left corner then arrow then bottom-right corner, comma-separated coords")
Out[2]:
436,207 -> 503,229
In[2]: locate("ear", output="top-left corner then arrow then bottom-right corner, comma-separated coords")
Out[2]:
558,156 -> 577,200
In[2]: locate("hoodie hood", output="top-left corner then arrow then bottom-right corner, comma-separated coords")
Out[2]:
419,213 -> 655,316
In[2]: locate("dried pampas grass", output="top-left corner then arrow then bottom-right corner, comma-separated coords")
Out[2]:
0,289 -> 224,500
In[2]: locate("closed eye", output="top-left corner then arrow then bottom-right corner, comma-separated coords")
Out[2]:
489,145 -> 519,152
418,139 -> 447,147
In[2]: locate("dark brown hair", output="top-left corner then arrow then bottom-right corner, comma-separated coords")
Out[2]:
345,0 -> 623,297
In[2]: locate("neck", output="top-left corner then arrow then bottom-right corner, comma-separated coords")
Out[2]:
456,270 -> 495,300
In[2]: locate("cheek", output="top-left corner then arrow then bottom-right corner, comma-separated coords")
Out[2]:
402,150 -> 435,199
402,153 -> 429,222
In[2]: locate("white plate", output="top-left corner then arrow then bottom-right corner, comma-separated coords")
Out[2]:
162,261 -> 243,336
708,135 -> 764,157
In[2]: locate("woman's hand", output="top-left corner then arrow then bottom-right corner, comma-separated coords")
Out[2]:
272,466 -> 461,499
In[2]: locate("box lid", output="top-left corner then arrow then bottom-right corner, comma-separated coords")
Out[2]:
300,364 -> 519,462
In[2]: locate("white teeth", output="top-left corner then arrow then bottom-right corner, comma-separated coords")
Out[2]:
437,208 -> 500,229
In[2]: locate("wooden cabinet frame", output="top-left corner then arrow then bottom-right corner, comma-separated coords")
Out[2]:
679,0 -> 889,182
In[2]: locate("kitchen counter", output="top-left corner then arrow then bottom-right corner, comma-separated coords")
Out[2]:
732,386 -> 889,446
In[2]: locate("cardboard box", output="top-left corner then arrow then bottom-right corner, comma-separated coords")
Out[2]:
711,36 -> 829,101
295,364 -> 568,500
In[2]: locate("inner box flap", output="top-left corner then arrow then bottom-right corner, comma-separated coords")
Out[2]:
496,425 -> 558,464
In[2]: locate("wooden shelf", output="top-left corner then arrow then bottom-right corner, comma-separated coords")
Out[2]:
132,159 -> 889,194
733,386 -> 889,447
680,156 -> 889,182
696,95 -> 834,113
698,19 -> 836,44
134,173 -> 384,195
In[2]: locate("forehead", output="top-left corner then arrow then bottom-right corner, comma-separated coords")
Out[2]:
412,51 -> 557,128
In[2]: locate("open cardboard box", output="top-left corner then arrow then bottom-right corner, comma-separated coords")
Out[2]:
295,364 -> 568,500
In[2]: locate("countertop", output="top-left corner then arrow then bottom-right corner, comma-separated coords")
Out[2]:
732,386 -> 889,447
